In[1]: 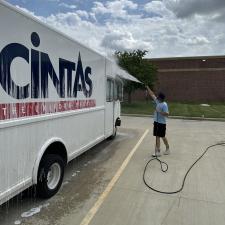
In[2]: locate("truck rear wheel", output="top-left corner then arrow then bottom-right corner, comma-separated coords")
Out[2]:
37,154 -> 65,198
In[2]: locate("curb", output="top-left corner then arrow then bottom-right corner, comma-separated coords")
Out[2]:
121,114 -> 225,122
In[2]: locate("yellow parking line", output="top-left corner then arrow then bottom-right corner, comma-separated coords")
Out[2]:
79,129 -> 149,225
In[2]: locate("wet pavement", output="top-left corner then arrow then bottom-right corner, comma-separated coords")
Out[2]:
0,124 -> 144,225
1,116 -> 225,225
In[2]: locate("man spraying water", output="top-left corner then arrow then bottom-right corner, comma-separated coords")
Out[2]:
143,86 -> 225,194
146,85 -> 170,157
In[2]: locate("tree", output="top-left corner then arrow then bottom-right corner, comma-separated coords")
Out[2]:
115,49 -> 157,103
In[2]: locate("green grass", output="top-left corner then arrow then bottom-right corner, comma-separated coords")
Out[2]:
121,101 -> 225,119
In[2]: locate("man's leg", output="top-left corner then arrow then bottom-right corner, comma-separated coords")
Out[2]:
162,137 -> 170,154
156,136 -> 160,151
152,136 -> 161,157
162,137 -> 169,149
153,122 -> 161,157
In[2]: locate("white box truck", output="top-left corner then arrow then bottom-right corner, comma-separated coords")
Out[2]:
0,1 -> 139,205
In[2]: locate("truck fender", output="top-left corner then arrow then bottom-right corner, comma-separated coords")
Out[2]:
32,137 -> 67,184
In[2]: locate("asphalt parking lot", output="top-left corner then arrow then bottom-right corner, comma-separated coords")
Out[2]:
1,116 -> 225,225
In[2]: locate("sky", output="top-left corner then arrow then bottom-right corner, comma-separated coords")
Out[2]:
6,0 -> 225,58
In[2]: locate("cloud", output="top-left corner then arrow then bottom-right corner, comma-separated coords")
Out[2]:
76,10 -> 89,19
92,0 -> 138,19
42,12 -> 81,26
144,1 -> 173,18
59,3 -> 77,10
101,30 -> 150,51
185,36 -> 210,46
14,1 -> 225,58
166,0 -> 225,18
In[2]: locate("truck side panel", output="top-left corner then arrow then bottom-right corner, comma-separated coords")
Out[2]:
0,2 -> 107,203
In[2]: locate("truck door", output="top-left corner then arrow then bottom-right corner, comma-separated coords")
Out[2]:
105,78 -> 114,137
114,79 -> 123,121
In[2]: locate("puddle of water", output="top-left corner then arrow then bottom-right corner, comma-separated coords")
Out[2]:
17,202 -> 50,223
62,181 -> 69,186
117,132 -> 129,136
21,206 -> 42,218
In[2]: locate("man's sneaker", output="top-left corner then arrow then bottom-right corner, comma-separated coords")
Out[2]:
152,150 -> 161,157
164,149 -> 170,155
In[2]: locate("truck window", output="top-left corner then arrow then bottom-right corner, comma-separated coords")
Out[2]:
106,79 -> 114,102
114,81 -> 123,101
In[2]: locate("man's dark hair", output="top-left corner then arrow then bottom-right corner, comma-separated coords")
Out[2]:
157,92 -> 166,101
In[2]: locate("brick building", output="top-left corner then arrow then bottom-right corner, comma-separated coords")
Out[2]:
127,56 -> 225,102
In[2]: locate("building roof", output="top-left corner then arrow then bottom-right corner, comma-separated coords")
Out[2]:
148,55 -> 225,61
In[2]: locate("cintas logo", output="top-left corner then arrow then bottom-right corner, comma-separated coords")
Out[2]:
0,32 -> 93,100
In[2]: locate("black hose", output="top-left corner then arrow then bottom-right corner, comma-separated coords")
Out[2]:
143,142 -> 225,194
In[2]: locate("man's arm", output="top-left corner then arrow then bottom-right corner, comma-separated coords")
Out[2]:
158,111 -> 169,117
145,85 -> 157,101
156,104 -> 169,117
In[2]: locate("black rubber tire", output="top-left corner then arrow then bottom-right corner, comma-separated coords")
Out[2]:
37,154 -> 65,198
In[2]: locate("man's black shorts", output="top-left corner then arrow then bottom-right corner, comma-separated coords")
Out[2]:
153,122 -> 166,137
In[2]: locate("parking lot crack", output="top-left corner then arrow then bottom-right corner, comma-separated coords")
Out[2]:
161,198 -> 178,225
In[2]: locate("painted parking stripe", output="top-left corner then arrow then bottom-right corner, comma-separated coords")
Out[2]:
79,129 -> 149,225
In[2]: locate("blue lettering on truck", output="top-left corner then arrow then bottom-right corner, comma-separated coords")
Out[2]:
0,32 -> 93,100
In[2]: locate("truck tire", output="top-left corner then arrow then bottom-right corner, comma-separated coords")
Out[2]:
37,154 -> 65,198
